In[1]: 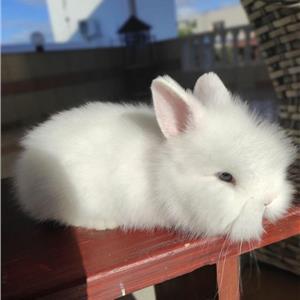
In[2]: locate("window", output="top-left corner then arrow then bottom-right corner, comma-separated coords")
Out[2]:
79,19 -> 101,41
213,21 -> 225,31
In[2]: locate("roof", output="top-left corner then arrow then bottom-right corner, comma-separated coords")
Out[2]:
118,15 -> 151,34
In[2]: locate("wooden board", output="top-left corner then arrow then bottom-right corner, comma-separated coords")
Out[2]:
217,256 -> 240,300
2,179 -> 300,299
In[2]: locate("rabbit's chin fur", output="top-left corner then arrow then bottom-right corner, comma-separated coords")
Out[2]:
14,73 -> 296,242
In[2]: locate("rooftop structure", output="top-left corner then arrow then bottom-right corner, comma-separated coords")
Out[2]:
46,0 -> 177,47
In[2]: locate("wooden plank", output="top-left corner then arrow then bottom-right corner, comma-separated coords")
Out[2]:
1,67 -> 122,96
217,256 -> 240,300
2,179 -> 300,299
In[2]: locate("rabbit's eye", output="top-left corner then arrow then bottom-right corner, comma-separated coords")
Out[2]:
217,172 -> 235,184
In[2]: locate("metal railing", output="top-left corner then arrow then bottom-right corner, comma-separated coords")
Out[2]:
181,25 -> 262,71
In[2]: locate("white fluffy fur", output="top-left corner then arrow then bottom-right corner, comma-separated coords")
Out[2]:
14,73 -> 296,241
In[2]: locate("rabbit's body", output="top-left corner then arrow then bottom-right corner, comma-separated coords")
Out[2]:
14,73 -> 296,241
15,103 -> 170,230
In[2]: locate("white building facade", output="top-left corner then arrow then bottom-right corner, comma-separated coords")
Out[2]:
179,4 -> 249,34
46,0 -> 178,46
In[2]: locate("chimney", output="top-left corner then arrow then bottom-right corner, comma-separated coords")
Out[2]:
129,0 -> 137,16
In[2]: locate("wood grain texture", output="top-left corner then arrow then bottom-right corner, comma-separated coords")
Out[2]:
2,179 -> 300,300
2,67 -> 121,96
217,256 -> 240,300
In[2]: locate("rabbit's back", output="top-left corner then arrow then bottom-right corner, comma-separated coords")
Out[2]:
14,102 -> 163,229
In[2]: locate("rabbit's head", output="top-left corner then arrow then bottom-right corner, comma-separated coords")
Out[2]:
151,73 -> 296,241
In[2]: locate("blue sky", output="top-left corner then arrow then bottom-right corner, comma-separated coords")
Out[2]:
2,0 -> 53,44
2,0 -> 239,45
176,0 -> 239,19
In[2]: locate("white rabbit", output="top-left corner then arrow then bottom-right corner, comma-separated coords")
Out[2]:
14,73 -> 296,241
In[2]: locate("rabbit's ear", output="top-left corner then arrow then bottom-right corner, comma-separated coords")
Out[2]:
193,72 -> 231,105
151,76 -> 196,138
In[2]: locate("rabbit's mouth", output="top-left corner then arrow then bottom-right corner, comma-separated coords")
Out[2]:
226,203 -> 265,242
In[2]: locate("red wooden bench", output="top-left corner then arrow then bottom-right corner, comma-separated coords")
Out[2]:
2,178 -> 300,299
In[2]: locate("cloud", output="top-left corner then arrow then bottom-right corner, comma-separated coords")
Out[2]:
177,6 -> 197,19
176,0 -> 240,20
176,0 -> 197,6
176,0 -> 198,19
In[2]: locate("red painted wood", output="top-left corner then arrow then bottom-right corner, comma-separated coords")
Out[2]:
2,179 -> 300,299
217,256 -> 240,300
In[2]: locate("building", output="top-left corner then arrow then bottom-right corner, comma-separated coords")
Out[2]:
46,0 -> 177,47
178,4 -> 249,35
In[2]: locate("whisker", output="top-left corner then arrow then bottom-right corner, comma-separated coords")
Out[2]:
213,234 -> 229,300
217,234 -> 232,299
252,250 -> 261,276
239,252 -> 243,296
239,240 -> 243,256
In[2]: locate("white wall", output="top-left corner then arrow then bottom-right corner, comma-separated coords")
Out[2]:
47,0 -> 177,46
179,4 -> 249,34
196,5 -> 248,32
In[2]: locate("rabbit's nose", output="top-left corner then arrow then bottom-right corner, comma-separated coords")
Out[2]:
264,192 -> 278,206
264,197 -> 274,206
